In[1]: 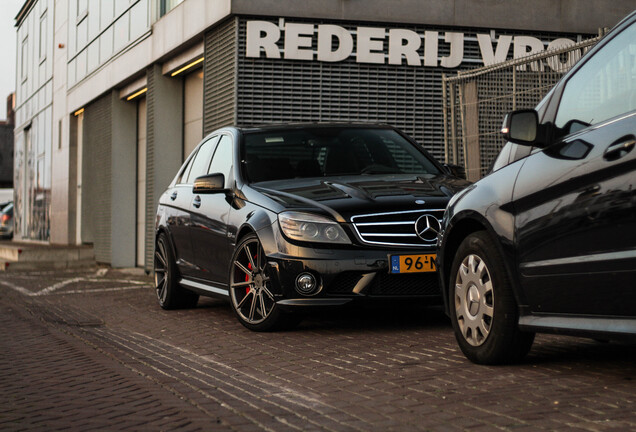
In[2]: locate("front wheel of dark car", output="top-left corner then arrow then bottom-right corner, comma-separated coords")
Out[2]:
229,233 -> 301,332
154,233 -> 199,309
449,231 -> 535,364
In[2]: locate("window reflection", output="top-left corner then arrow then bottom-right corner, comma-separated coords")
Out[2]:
159,0 -> 184,17
555,23 -> 636,134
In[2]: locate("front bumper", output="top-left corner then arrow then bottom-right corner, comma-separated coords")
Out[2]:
265,249 -> 441,308
256,217 -> 442,309
0,226 -> 13,238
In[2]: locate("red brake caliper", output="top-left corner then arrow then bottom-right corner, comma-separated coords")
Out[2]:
245,253 -> 258,294
246,262 -> 252,294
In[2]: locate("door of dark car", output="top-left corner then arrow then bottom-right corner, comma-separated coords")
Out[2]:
166,181 -> 195,277
170,136 -> 219,277
189,134 -> 234,285
512,22 -> 636,317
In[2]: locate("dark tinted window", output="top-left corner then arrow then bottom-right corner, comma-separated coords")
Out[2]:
242,127 -> 440,182
185,138 -> 217,184
177,156 -> 195,185
208,135 -> 233,182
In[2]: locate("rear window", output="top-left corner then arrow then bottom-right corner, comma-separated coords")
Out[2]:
241,127 -> 440,183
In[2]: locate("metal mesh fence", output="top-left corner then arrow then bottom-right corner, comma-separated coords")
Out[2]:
442,36 -> 602,181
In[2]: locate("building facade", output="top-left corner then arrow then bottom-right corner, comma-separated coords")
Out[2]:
13,0 -> 635,266
0,94 -> 15,189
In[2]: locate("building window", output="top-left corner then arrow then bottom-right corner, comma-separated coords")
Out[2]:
76,0 -> 88,52
159,0 -> 184,17
39,12 -> 47,63
77,0 -> 88,18
21,37 -> 28,82
58,119 -> 63,150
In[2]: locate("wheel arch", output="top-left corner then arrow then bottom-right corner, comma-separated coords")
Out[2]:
236,225 -> 256,244
441,212 -> 520,315
154,227 -> 178,269
233,206 -> 278,253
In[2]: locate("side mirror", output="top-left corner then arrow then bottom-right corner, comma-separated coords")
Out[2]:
193,173 -> 225,194
501,109 -> 538,146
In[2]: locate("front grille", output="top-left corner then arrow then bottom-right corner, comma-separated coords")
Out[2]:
328,272 -> 363,294
351,209 -> 445,247
325,271 -> 440,297
369,273 -> 440,297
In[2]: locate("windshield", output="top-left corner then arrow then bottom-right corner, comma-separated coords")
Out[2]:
241,127 -> 440,183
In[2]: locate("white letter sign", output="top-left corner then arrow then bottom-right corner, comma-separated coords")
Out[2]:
246,21 -> 281,59
388,29 -> 422,66
356,27 -> 386,64
477,33 -> 512,66
245,19 -> 582,71
514,36 -> 545,70
284,23 -> 315,60
440,32 -> 463,68
317,25 -> 354,62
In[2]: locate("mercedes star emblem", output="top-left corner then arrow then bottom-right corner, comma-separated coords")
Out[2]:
414,214 -> 441,242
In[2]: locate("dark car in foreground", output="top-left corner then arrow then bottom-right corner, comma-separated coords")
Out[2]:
155,124 -> 469,330
437,12 -> 636,364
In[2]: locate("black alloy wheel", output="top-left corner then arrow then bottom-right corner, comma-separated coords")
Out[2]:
449,231 -> 535,364
229,233 -> 300,331
154,233 -> 199,309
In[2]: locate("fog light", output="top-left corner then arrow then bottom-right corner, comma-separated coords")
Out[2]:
295,273 -> 318,295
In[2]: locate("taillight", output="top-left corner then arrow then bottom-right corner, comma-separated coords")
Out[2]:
1,214 -> 10,223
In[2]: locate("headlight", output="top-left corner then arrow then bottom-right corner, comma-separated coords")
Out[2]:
278,212 -> 351,244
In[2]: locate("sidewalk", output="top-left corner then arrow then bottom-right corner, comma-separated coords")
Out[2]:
2,267 -> 636,431
0,240 -> 95,272
0,273 -> 220,431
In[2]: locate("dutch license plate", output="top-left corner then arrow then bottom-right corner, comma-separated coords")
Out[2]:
390,254 -> 436,273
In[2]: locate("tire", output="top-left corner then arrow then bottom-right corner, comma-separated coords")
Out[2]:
449,231 -> 535,365
154,233 -> 199,309
229,233 -> 301,332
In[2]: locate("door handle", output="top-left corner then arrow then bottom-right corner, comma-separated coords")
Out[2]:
193,196 -> 201,208
170,191 -> 177,200
604,138 -> 635,161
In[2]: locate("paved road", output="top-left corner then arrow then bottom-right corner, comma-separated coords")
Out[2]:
1,268 -> 635,431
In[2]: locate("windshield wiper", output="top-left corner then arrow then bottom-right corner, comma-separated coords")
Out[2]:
360,164 -> 401,175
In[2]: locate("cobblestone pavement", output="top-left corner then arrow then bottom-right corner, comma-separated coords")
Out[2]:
1,268 -> 635,431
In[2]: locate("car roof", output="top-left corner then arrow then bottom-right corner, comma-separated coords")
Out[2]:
236,123 -> 395,134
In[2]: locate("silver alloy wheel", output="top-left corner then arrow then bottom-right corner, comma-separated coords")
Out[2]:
154,237 -> 169,304
454,253 -> 494,346
230,237 -> 276,325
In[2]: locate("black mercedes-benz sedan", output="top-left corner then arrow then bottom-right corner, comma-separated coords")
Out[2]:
154,124 -> 469,331
437,12 -> 636,364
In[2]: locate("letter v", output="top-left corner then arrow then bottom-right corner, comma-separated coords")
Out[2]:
477,34 -> 512,66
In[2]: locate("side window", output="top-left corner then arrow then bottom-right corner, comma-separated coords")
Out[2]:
185,138 -> 218,184
176,154 -> 196,185
555,23 -> 636,136
208,135 -> 233,184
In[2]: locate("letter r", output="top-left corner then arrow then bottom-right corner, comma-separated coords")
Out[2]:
246,21 -> 281,59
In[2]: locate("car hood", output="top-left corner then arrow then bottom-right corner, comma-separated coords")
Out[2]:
249,174 -> 471,222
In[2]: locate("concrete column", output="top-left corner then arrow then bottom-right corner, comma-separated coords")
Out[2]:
145,64 -> 184,270
110,91 -> 137,267
50,0 -> 70,245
